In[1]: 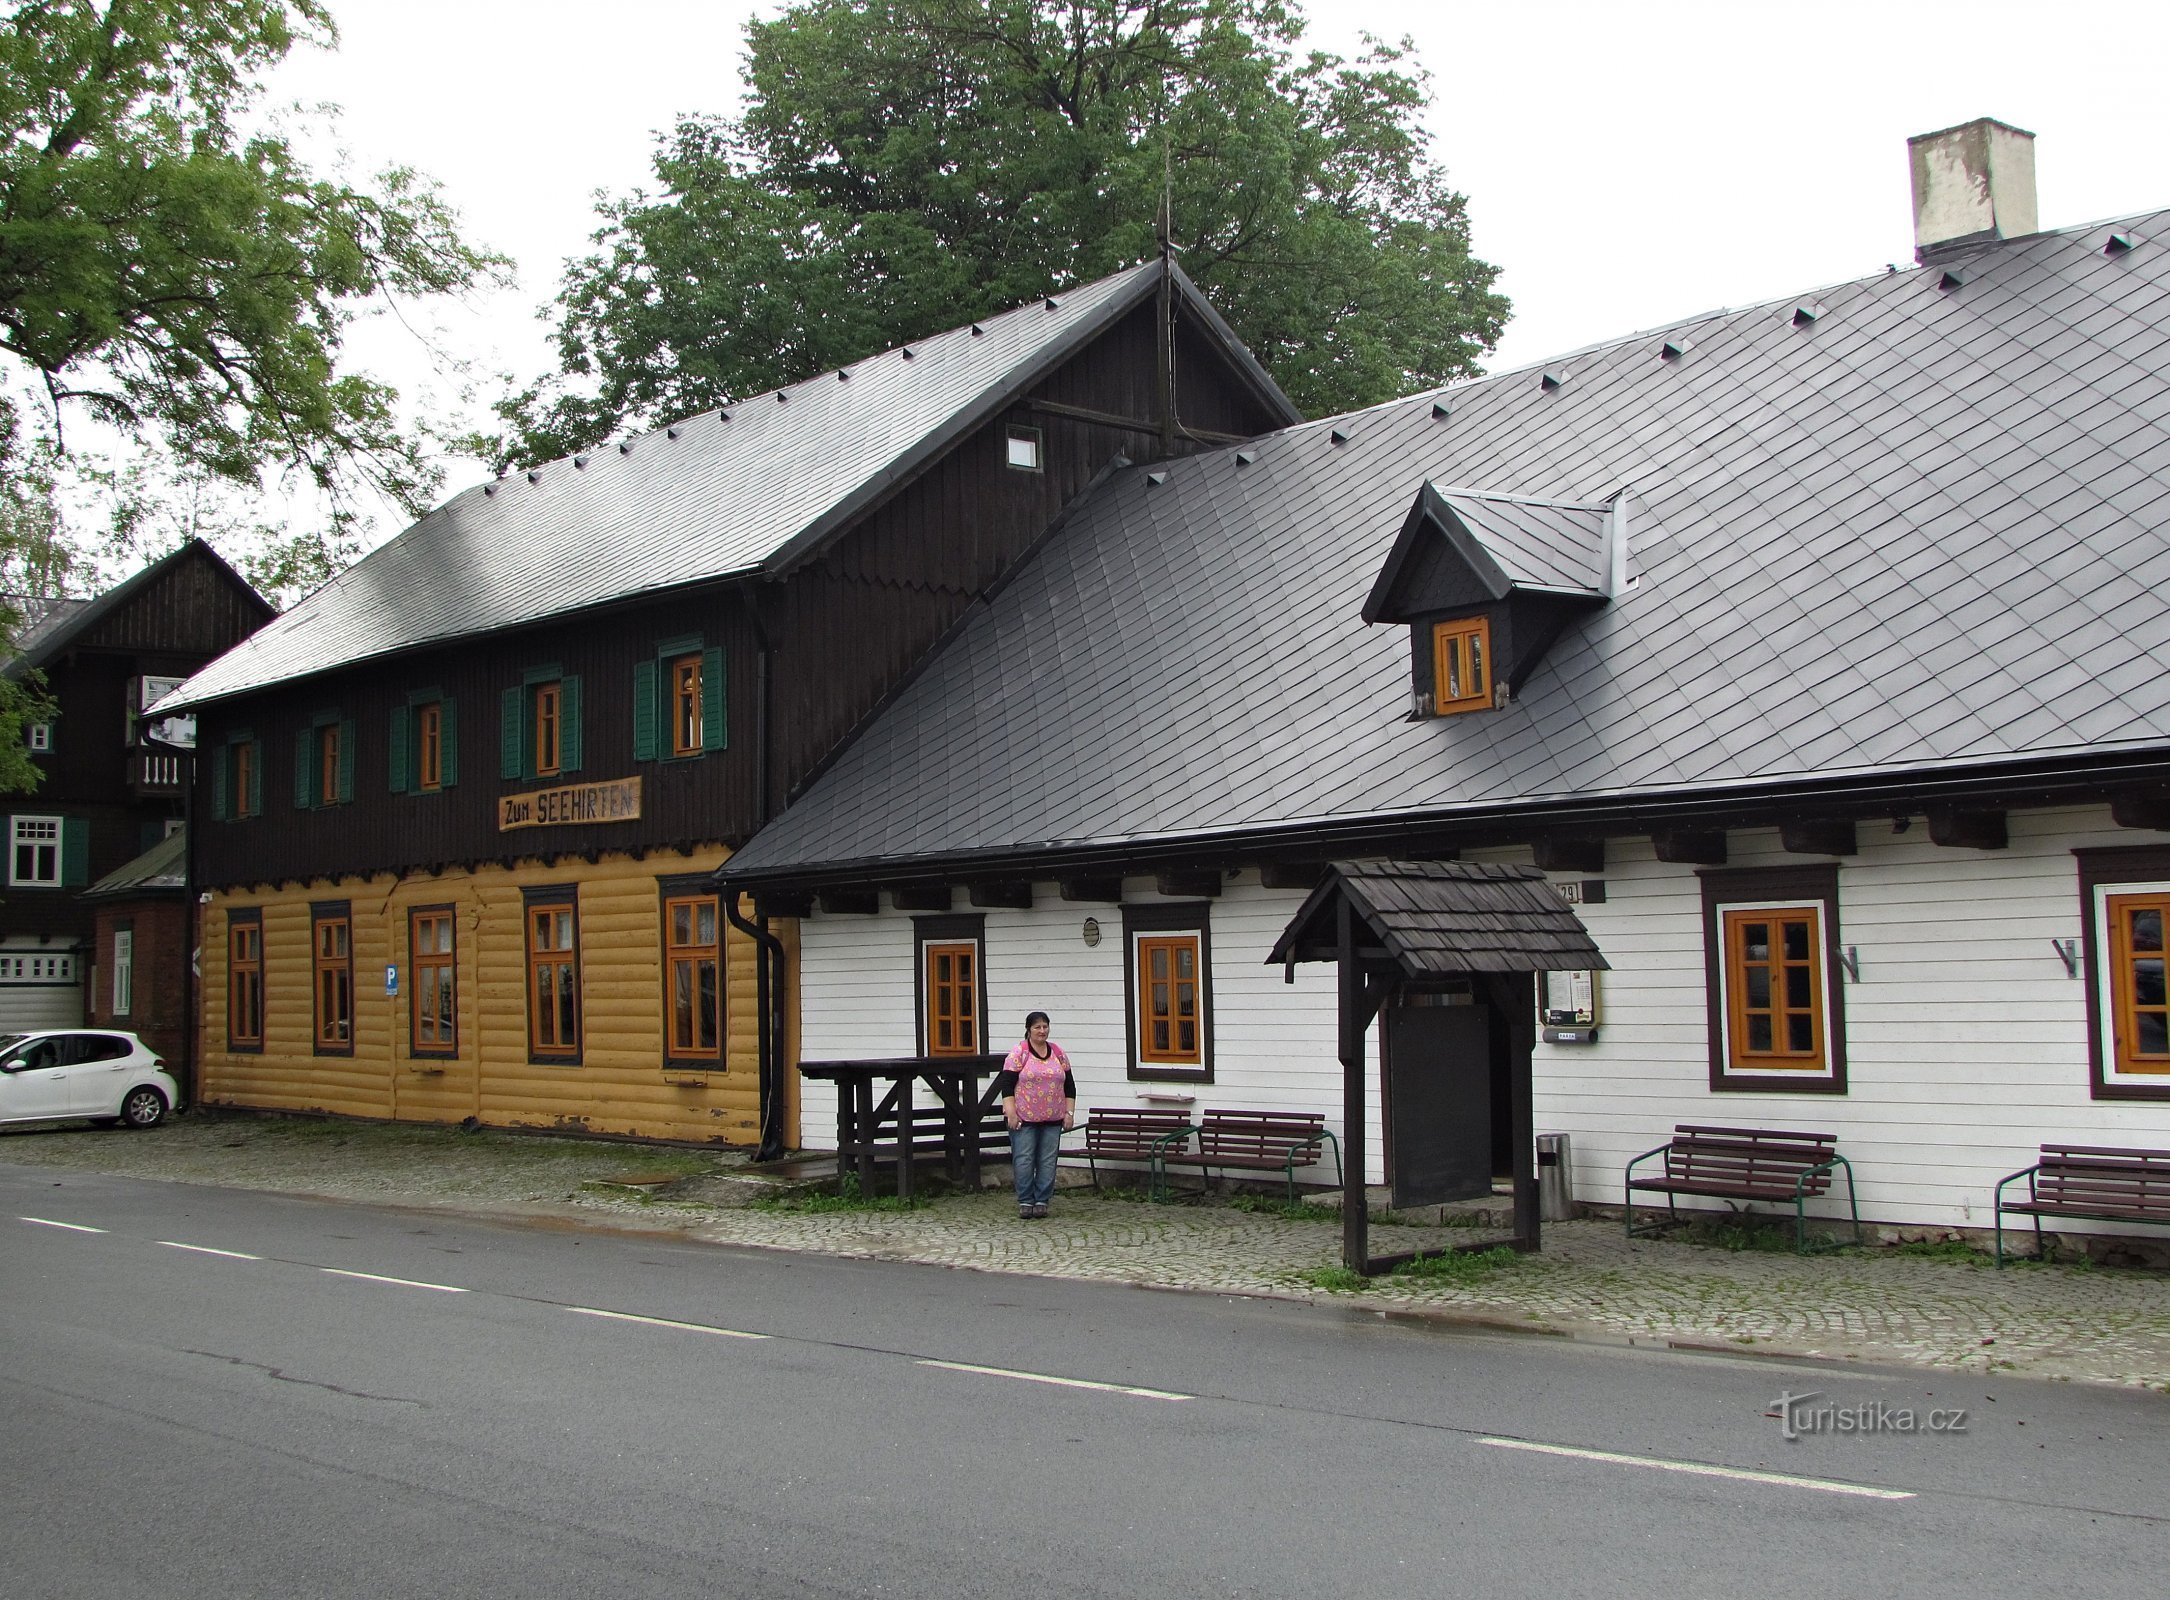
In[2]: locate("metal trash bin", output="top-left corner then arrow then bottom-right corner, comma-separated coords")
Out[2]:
1536,1133 -> 1574,1222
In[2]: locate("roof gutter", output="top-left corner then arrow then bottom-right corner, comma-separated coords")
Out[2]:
716,746 -> 2170,893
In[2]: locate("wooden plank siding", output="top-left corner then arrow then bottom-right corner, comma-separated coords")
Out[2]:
198,849 -> 799,1145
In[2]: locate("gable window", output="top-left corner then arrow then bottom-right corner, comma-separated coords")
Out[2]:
390,693 -> 458,795
112,927 -> 134,1017
1699,865 -> 1845,1092
26,722 -> 51,752
1432,616 -> 1492,714
213,730 -> 264,821
659,879 -> 722,1066
2076,846 -> 2170,1101
633,639 -> 726,761
9,815 -> 62,886
913,915 -> 987,1057
410,906 -> 456,1057
312,904 -> 353,1055
524,886 -> 581,1062
1005,425 -> 1043,472
228,910 -> 263,1051
501,667 -> 582,783
1123,904 -> 1213,1081
294,712 -> 356,808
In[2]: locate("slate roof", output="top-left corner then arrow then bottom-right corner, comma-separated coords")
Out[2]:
722,207 -> 2170,886
1268,862 -> 1609,976
84,826 -> 187,898
164,261 -> 1295,711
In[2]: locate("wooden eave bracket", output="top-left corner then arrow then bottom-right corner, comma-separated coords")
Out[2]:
1057,877 -> 1124,904
1925,808 -> 2008,850
1650,828 -> 1727,865
1154,870 -> 1221,899
968,881 -> 1033,910
889,884 -> 954,913
816,887 -> 879,916
1531,837 -> 1605,874
1779,818 -> 1857,856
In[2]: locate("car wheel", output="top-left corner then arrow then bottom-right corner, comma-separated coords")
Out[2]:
119,1086 -> 167,1129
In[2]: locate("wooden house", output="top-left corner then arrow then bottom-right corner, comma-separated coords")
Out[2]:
717,123 -> 2170,1238
0,541 -> 273,1037
159,261 -> 1299,1147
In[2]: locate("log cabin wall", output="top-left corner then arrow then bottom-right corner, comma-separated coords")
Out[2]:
198,850 -> 800,1144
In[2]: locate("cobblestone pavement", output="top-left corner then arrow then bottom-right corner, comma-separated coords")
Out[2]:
6,1114 -> 2167,1390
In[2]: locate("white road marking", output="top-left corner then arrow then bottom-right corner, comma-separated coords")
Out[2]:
19,1216 -> 106,1233
160,1241 -> 263,1260
917,1359 -> 1192,1401
319,1268 -> 467,1293
1478,1437 -> 1915,1500
569,1307 -> 768,1339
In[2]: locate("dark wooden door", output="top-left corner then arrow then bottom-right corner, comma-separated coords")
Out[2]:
1383,1003 -> 1494,1207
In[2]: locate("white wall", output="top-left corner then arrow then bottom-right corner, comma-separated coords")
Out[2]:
791,805 -> 2170,1231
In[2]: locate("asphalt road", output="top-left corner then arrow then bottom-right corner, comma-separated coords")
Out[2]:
4,1162 -> 2164,1600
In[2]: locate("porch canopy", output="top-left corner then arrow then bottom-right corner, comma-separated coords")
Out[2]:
1268,861 -> 1607,1271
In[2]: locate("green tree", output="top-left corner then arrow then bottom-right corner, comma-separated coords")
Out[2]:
0,0 -> 508,517
493,0 -> 1506,466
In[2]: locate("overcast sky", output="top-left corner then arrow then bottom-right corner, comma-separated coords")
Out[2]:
268,0 -> 2170,541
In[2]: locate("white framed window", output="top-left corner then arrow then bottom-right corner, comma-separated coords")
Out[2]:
1005,425 -> 1043,472
9,816 -> 62,886
112,929 -> 133,1017
26,723 -> 52,752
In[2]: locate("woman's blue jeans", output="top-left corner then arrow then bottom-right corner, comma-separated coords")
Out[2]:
1010,1121 -> 1062,1207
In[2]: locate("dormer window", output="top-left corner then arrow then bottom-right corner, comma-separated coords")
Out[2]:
1432,617 -> 1492,714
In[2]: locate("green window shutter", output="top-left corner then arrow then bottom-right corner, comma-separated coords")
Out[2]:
560,675 -> 583,773
701,646 -> 727,751
210,749 -> 230,821
246,739 -> 263,817
294,729 -> 314,809
500,686 -> 523,780
440,698 -> 459,788
61,818 -> 88,887
631,660 -> 658,761
337,718 -> 357,802
388,706 -> 410,794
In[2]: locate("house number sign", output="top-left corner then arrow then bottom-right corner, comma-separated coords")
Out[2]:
498,775 -> 643,832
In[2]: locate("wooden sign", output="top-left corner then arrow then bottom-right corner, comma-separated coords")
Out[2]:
499,775 -> 642,831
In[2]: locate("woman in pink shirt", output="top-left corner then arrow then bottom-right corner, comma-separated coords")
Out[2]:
997,1011 -> 1076,1219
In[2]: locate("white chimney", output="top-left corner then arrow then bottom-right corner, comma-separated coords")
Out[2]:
1909,118 -> 2038,261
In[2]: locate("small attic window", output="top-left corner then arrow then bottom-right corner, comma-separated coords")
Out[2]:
1005,426 -> 1043,472
1432,617 -> 1492,716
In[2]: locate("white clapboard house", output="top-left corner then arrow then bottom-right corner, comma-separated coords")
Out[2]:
718,122 -> 2170,1239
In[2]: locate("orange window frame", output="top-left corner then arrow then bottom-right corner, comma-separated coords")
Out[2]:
1136,933 -> 1203,1065
313,913 -> 353,1053
924,940 -> 979,1056
1432,617 -> 1492,714
669,655 -> 703,759
229,919 -> 263,1047
527,900 -> 580,1058
2104,890 -> 2170,1075
1721,906 -> 1825,1068
533,682 -> 562,778
233,740 -> 256,818
411,908 -> 456,1055
664,893 -> 722,1060
416,703 -> 443,791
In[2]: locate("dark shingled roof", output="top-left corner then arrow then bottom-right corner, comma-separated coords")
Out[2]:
163,261 -> 1295,712
1269,861 -> 1609,976
84,826 -> 187,898
723,208 -> 2170,885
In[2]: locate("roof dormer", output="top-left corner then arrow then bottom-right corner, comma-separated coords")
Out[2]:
1363,482 -> 1620,717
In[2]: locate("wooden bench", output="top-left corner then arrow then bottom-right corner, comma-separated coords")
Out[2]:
1993,1144 -> 2170,1265
1624,1124 -> 1860,1253
1067,1106 -> 1195,1191
1149,1109 -> 1342,1203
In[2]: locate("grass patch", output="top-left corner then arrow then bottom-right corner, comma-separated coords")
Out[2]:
1391,1245 -> 1521,1284
1300,1266 -> 1370,1293
1872,1236 -> 1992,1265
1676,1215 -> 1804,1254
747,1174 -> 925,1214
1228,1193 -> 1341,1224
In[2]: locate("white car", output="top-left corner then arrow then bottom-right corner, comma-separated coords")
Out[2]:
0,1029 -> 180,1130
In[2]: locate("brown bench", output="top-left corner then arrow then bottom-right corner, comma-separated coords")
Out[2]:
1994,1144 -> 2170,1265
1624,1124 -> 1860,1253
1149,1109 -> 1342,1203
1067,1106 -> 1195,1191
